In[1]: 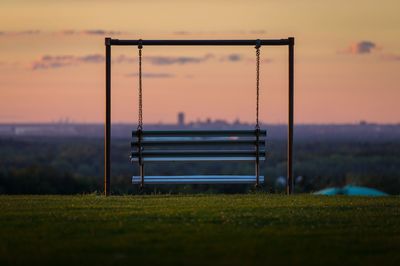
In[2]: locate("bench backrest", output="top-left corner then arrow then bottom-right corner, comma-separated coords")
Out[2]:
131,130 -> 266,162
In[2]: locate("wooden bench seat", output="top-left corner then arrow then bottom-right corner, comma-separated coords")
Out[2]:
130,130 -> 266,185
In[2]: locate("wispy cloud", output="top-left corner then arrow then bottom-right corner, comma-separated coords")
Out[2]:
339,41 -> 400,62
1,28 -> 267,38
125,72 -> 174,78
32,55 -> 74,70
82,29 -> 123,35
122,54 -> 214,65
147,54 -> 214,65
219,53 -> 272,64
30,53 -> 216,70
79,54 -> 104,63
342,41 -> 378,54
31,54 -> 105,70
0,30 -> 41,36
0,29 -> 124,37
220,54 -> 243,62
58,29 -> 124,36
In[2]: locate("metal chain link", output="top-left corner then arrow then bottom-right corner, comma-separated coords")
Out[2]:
255,44 -> 260,129
137,42 -> 143,130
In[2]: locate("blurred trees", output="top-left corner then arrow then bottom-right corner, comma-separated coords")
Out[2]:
0,137 -> 399,194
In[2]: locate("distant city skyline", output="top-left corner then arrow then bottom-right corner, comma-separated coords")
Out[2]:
2,111 -> 397,126
1,122 -> 399,141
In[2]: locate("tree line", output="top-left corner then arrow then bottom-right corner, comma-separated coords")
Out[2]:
0,137 -> 399,194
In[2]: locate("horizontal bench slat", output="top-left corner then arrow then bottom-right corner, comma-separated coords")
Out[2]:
131,150 -> 266,157
131,130 -> 267,162
132,130 -> 266,137
132,175 -> 264,184
131,139 -> 265,147
131,157 -> 265,162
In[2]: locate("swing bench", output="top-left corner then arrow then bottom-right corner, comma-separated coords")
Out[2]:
130,40 -> 266,188
131,129 -> 266,186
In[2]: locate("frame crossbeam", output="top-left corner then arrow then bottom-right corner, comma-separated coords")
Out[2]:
109,39 -> 292,46
104,37 -> 295,196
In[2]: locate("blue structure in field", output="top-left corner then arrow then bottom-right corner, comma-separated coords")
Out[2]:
314,185 -> 388,196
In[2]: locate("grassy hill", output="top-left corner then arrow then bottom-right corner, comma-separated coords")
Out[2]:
0,194 -> 399,265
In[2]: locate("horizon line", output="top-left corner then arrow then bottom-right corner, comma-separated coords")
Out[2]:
1,122 -> 399,126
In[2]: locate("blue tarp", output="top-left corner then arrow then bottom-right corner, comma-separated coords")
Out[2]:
314,185 -> 388,196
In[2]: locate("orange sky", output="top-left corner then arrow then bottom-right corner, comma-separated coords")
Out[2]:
0,0 -> 399,124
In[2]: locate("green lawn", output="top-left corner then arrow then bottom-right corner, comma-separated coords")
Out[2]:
0,194 -> 399,265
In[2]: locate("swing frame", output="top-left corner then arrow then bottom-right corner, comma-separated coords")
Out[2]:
104,37 -> 295,196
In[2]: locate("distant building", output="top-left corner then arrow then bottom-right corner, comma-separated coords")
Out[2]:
177,112 -> 185,126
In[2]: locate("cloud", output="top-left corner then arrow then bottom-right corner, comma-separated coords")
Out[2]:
226,54 -> 242,62
31,54 -> 105,70
0,29 -> 124,37
56,29 -> 124,36
218,51 -> 276,64
146,54 -> 214,65
219,53 -> 273,64
81,29 -> 123,35
30,52 -> 251,71
220,54 -> 243,62
79,54 -> 105,63
343,41 -> 378,54
31,53 -> 214,70
125,72 -> 174,78
1,28 -> 268,38
0,30 -> 41,36
32,55 -> 75,70
340,41 -> 400,61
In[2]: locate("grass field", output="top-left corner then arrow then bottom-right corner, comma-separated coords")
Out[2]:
0,194 -> 399,265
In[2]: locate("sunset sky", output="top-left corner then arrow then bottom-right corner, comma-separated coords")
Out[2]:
0,0 -> 399,124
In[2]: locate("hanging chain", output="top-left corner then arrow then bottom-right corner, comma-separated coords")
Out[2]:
255,40 -> 261,188
255,40 -> 261,129
137,40 -> 143,130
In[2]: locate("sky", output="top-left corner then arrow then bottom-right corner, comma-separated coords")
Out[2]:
0,0 -> 399,124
